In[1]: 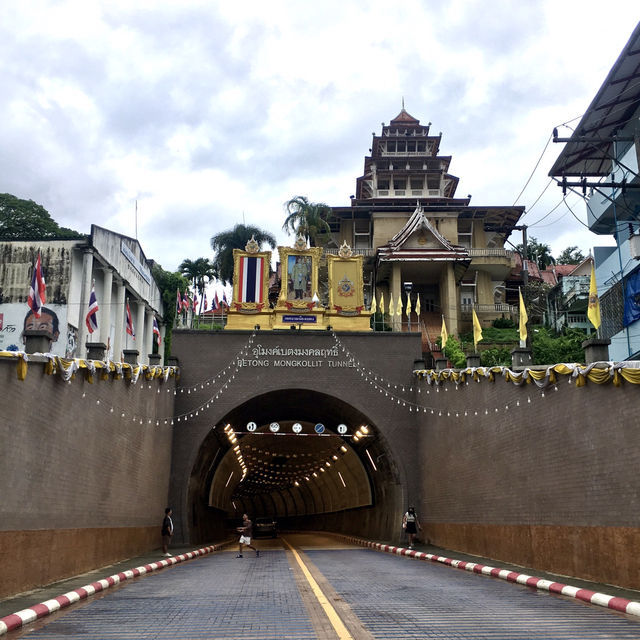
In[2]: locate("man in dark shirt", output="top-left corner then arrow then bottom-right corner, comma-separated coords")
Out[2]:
236,513 -> 259,558
161,507 -> 173,557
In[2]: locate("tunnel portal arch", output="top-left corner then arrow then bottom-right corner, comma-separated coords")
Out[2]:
171,330 -> 423,545
188,388 -> 403,543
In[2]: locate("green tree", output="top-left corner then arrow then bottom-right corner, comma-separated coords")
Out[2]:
557,246 -> 585,265
151,263 -> 190,360
283,196 -> 333,247
0,193 -> 83,239
210,224 -> 276,286
178,257 -> 216,316
515,236 -> 556,270
531,327 -> 587,365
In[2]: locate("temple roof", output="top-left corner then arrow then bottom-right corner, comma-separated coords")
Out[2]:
390,109 -> 420,125
377,202 -> 470,263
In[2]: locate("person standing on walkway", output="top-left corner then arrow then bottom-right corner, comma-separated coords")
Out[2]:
161,507 -> 174,557
236,513 -> 259,558
402,506 -> 421,549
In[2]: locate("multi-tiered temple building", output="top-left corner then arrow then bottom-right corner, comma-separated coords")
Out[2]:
326,108 -> 525,353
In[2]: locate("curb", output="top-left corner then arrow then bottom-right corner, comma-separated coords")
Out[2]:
0,541 -> 234,636
335,534 -> 640,619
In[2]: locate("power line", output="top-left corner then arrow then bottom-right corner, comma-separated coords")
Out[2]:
513,135 -> 552,206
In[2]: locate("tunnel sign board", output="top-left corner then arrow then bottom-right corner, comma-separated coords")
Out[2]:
269,422 -> 280,433
337,424 -> 348,435
314,423 -> 325,434
246,422 -> 257,432
292,423 -> 302,433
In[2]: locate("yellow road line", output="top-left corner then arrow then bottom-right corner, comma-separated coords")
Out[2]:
281,537 -> 354,640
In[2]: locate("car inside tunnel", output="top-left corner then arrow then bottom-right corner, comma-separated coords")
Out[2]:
186,388 -> 404,544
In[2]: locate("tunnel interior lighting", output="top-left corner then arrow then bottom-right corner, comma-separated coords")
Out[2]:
365,449 -> 377,471
338,471 -> 347,487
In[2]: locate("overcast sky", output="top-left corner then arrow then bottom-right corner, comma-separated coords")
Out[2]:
2,1 -> 639,277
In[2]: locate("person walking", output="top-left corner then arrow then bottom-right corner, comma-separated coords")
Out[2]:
161,507 -> 174,557
236,513 -> 259,558
402,506 -> 421,549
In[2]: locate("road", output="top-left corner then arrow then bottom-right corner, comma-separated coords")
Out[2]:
6,533 -> 640,639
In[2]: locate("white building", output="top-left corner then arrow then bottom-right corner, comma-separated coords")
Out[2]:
0,225 -> 164,363
549,22 -> 640,361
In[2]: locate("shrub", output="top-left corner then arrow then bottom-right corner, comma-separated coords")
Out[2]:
443,336 -> 467,368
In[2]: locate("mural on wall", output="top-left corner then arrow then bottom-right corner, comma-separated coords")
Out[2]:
0,303 -> 70,356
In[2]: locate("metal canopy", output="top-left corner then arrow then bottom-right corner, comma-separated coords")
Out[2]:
549,22 -> 640,178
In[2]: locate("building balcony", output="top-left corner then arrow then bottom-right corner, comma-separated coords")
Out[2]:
586,143 -> 640,234
324,248 -> 375,257
375,189 -> 442,198
467,248 -> 514,259
461,303 -> 517,315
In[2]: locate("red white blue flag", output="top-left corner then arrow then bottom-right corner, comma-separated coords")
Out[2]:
222,292 -> 229,308
212,292 -> 220,311
182,293 -> 189,311
237,256 -> 264,303
153,316 -> 161,346
192,295 -> 198,312
85,283 -> 99,334
176,288 -> 181,314
126,299 -> 135,339
27,252 -> 46,318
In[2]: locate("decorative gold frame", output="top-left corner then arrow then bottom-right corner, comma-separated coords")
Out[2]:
327,253 -> 366,314
277,246 -> 322,310
231,249 -> 272,312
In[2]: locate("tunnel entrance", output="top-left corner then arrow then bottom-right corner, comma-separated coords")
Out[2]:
187,388 -> 402,543
171,329 -> 423,546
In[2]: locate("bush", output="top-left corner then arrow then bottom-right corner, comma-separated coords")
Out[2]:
480,347 -> 512,367
493,316 -> 516,329
531,327 -> 587,365
443,336 -> 467,368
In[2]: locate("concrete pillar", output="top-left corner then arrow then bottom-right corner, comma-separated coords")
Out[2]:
100,268 -> 113,349
86,342 -> 107,360
76,249 -> 94,360
391,263 -> 402,332
135,300 -> 145,356
441,264 -> 458,337
466,354 -> 481,367
148,353 -> 162,365
159,324 -> 166,360
123,349 -> 139,366
511,347 -> 533,369
144,308 -> 154,365
113,280 -> 126,362
23,330 -> 54,354
435,357 -> 448,370
582,338 -> 611,364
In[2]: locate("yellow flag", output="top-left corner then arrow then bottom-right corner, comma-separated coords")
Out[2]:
587,262 -> 601,330
519,288 -> 528,343
370,291 -> 377,314
472,309 -> 483,350
415,294 -> 421,316
395,293 -> 402,317
406,294 -> 412,317
388,294 -> 394,317
379,292 -> 385,315
441,315 -> 448,348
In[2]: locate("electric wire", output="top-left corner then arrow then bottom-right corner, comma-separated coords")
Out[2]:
512,135 -> 552,205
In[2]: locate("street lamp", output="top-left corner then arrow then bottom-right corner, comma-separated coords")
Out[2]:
404,282 -> 413,331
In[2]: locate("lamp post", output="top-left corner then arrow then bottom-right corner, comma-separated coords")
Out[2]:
404,281 -> 413,332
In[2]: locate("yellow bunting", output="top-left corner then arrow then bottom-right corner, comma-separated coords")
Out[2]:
16,356 -> 27,381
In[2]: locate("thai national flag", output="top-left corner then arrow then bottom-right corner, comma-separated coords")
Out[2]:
192,295 -> 197,312
85,284 -> 99,334
182,293 -> 190,311
238,256 -> 264,303
176,288 -> 181,314
153,316 -> 161,346
126,300 -> 135,339
222,292 -> 229,309
212,292 -> 219,311
27,252 -> 46,318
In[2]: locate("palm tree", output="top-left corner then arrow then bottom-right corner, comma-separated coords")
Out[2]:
210,224 -> 276,286
283,196 -> 333,247
178,257 -> 216,318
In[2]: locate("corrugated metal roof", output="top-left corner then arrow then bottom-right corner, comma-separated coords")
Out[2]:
549,22 -> 640,177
